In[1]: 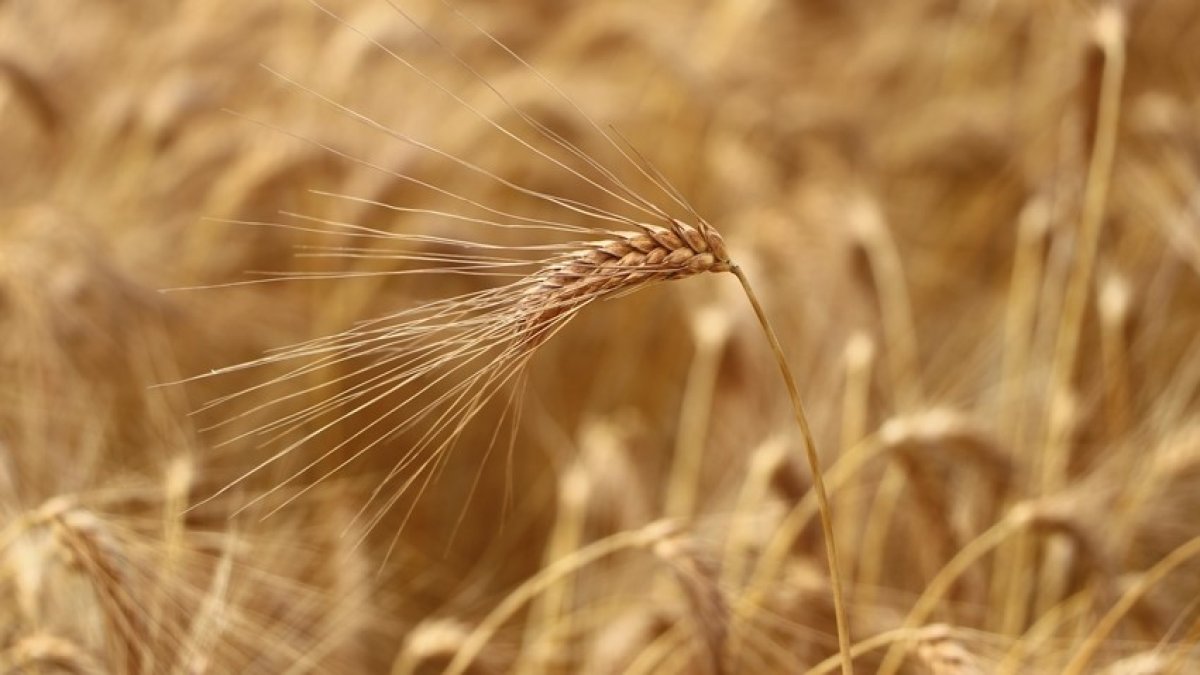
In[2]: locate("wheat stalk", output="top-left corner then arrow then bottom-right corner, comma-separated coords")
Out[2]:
198,212 -> 853,671
191,201 -> 855,671
181,2 -> 854,670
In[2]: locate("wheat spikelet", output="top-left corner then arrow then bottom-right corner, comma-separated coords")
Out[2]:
518,219 -> 731,341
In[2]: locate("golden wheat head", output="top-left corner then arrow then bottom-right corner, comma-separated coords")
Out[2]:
519,218 -> 731,341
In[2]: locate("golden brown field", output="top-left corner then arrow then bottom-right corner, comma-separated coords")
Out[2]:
3,0 -> 1200,672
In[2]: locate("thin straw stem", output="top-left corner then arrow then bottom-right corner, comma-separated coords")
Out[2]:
732,265 -> 853,675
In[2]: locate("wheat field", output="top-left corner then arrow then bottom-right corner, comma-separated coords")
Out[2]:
3,0 -> 1200,673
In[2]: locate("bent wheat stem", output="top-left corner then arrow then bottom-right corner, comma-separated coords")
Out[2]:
732,265 -> 853,675
190,5 -> 853,669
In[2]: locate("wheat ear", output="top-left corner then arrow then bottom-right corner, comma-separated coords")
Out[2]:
186,3 -> 851,667
196,214 -> 853,671
516,218 -> 732,342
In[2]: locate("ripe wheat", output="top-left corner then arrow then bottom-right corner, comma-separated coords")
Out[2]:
186,2 -> 852,671
519,219 -> 730,336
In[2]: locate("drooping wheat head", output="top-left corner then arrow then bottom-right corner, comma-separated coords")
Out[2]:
518,219 -> 731,343
175,0 -> 748,546
179,2 -> 851,670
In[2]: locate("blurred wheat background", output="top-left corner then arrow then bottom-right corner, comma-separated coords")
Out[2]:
3,0 -> 1200,673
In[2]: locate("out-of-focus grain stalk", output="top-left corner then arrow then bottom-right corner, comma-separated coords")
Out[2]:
1098,272 -> 1132,440
520,459 -> 590,673
444,521 -> 679,675
839,333 -> 874,582
993,196 -> 1051,637
665,304 -> 732,520
846,192 -> 922,615
1037,2 -> 1127,618
1062,535 -> 1200,675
